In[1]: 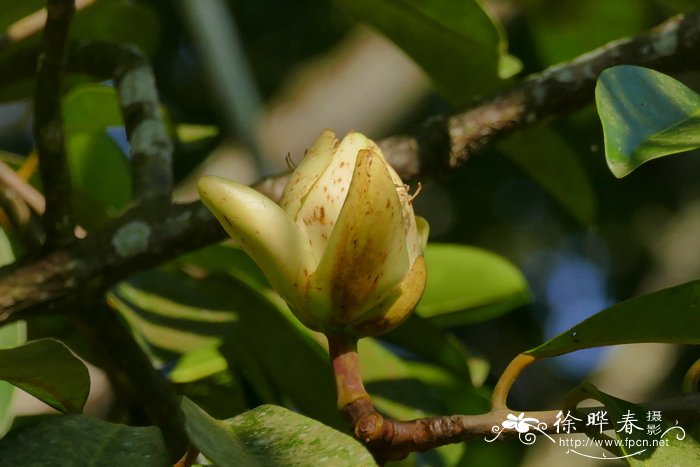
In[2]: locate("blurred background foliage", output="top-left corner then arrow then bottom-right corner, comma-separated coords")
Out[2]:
0,0 -> 699,465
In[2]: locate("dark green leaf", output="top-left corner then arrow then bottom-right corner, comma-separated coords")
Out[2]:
596,65 -> 700,178
498,125 -> 596,225
181,397 -> 258,467
527,280 -> 700,358
70,0 -> 161,56
334,0 -> 519,105
570,382 -> 700,465
417,244 -> 530,327
526,0 -> 648,65
0,415 -> 169,466
226,403 -> 375,466
109,271 -> 238,354
383,314 -> 479,384
0,1 -> 44,32
0,339 -> 89,414
360,339 -> 489,465
111,268 -> 343,427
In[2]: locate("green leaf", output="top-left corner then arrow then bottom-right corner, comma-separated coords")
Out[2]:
527,279 -> 700,358
226,403 -> 375,466
416,243 -> 530,327
0,339 -> 90,414
359,339 -> 489,466
0,322 -> 25,437
334,0 -> 519,105
498,125 -> 596,225
109,271 -> 238,354
383,314 -> 479,384
570,382 -> 700,465
0,229 -> 27,436
169,346 -> 228,384
181,397 -> 258,467
0,415 -> 169,465
596,65 -> 700,178
67,132 -> 131,229
63,83 -> 123,132
525,0 -> 648,65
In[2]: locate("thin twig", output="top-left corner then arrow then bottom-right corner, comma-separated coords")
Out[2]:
0,160 -> 45,213
33,0 -> 76,247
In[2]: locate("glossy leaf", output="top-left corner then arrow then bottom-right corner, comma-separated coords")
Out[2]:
416,244 -> 530,327
527,279 -> 700,358
184,398 -> 376,466
0,415 -> 169,465
498,125 -> 596,225
225,403 -> 375,466
182,397 -> 258,467
570,382 -> 700,465
596,65 -> 700,178
0,339 -> 89,414
334,0 -> 519,105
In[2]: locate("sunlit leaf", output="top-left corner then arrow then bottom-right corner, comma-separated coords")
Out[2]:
527,280 -> 700,358
168,346 -> 228,384
334,0 -> 519,105
63,83 -> 123,132
416,244 -> 530,327
67,132 -> 131,229
0,415 -> 169,465
498,125 -> 596,225
0,339 -> 89,414
596,65 -> 700,178
0,322 -> 24,437
0,229 -> 26,436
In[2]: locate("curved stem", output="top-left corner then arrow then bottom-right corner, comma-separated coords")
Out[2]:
491,353 -> 537,410
327,333 -> 370,410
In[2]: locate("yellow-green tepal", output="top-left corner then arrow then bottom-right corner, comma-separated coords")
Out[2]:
198,130 -> 428,337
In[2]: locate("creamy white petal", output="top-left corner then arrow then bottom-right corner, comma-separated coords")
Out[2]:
198,176 -> 313,320
293,132 -> 371,265
280,129 -> 337,219
307,148 -> 411,327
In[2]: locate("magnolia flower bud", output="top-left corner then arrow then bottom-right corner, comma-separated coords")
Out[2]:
198,130 -> 428,337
